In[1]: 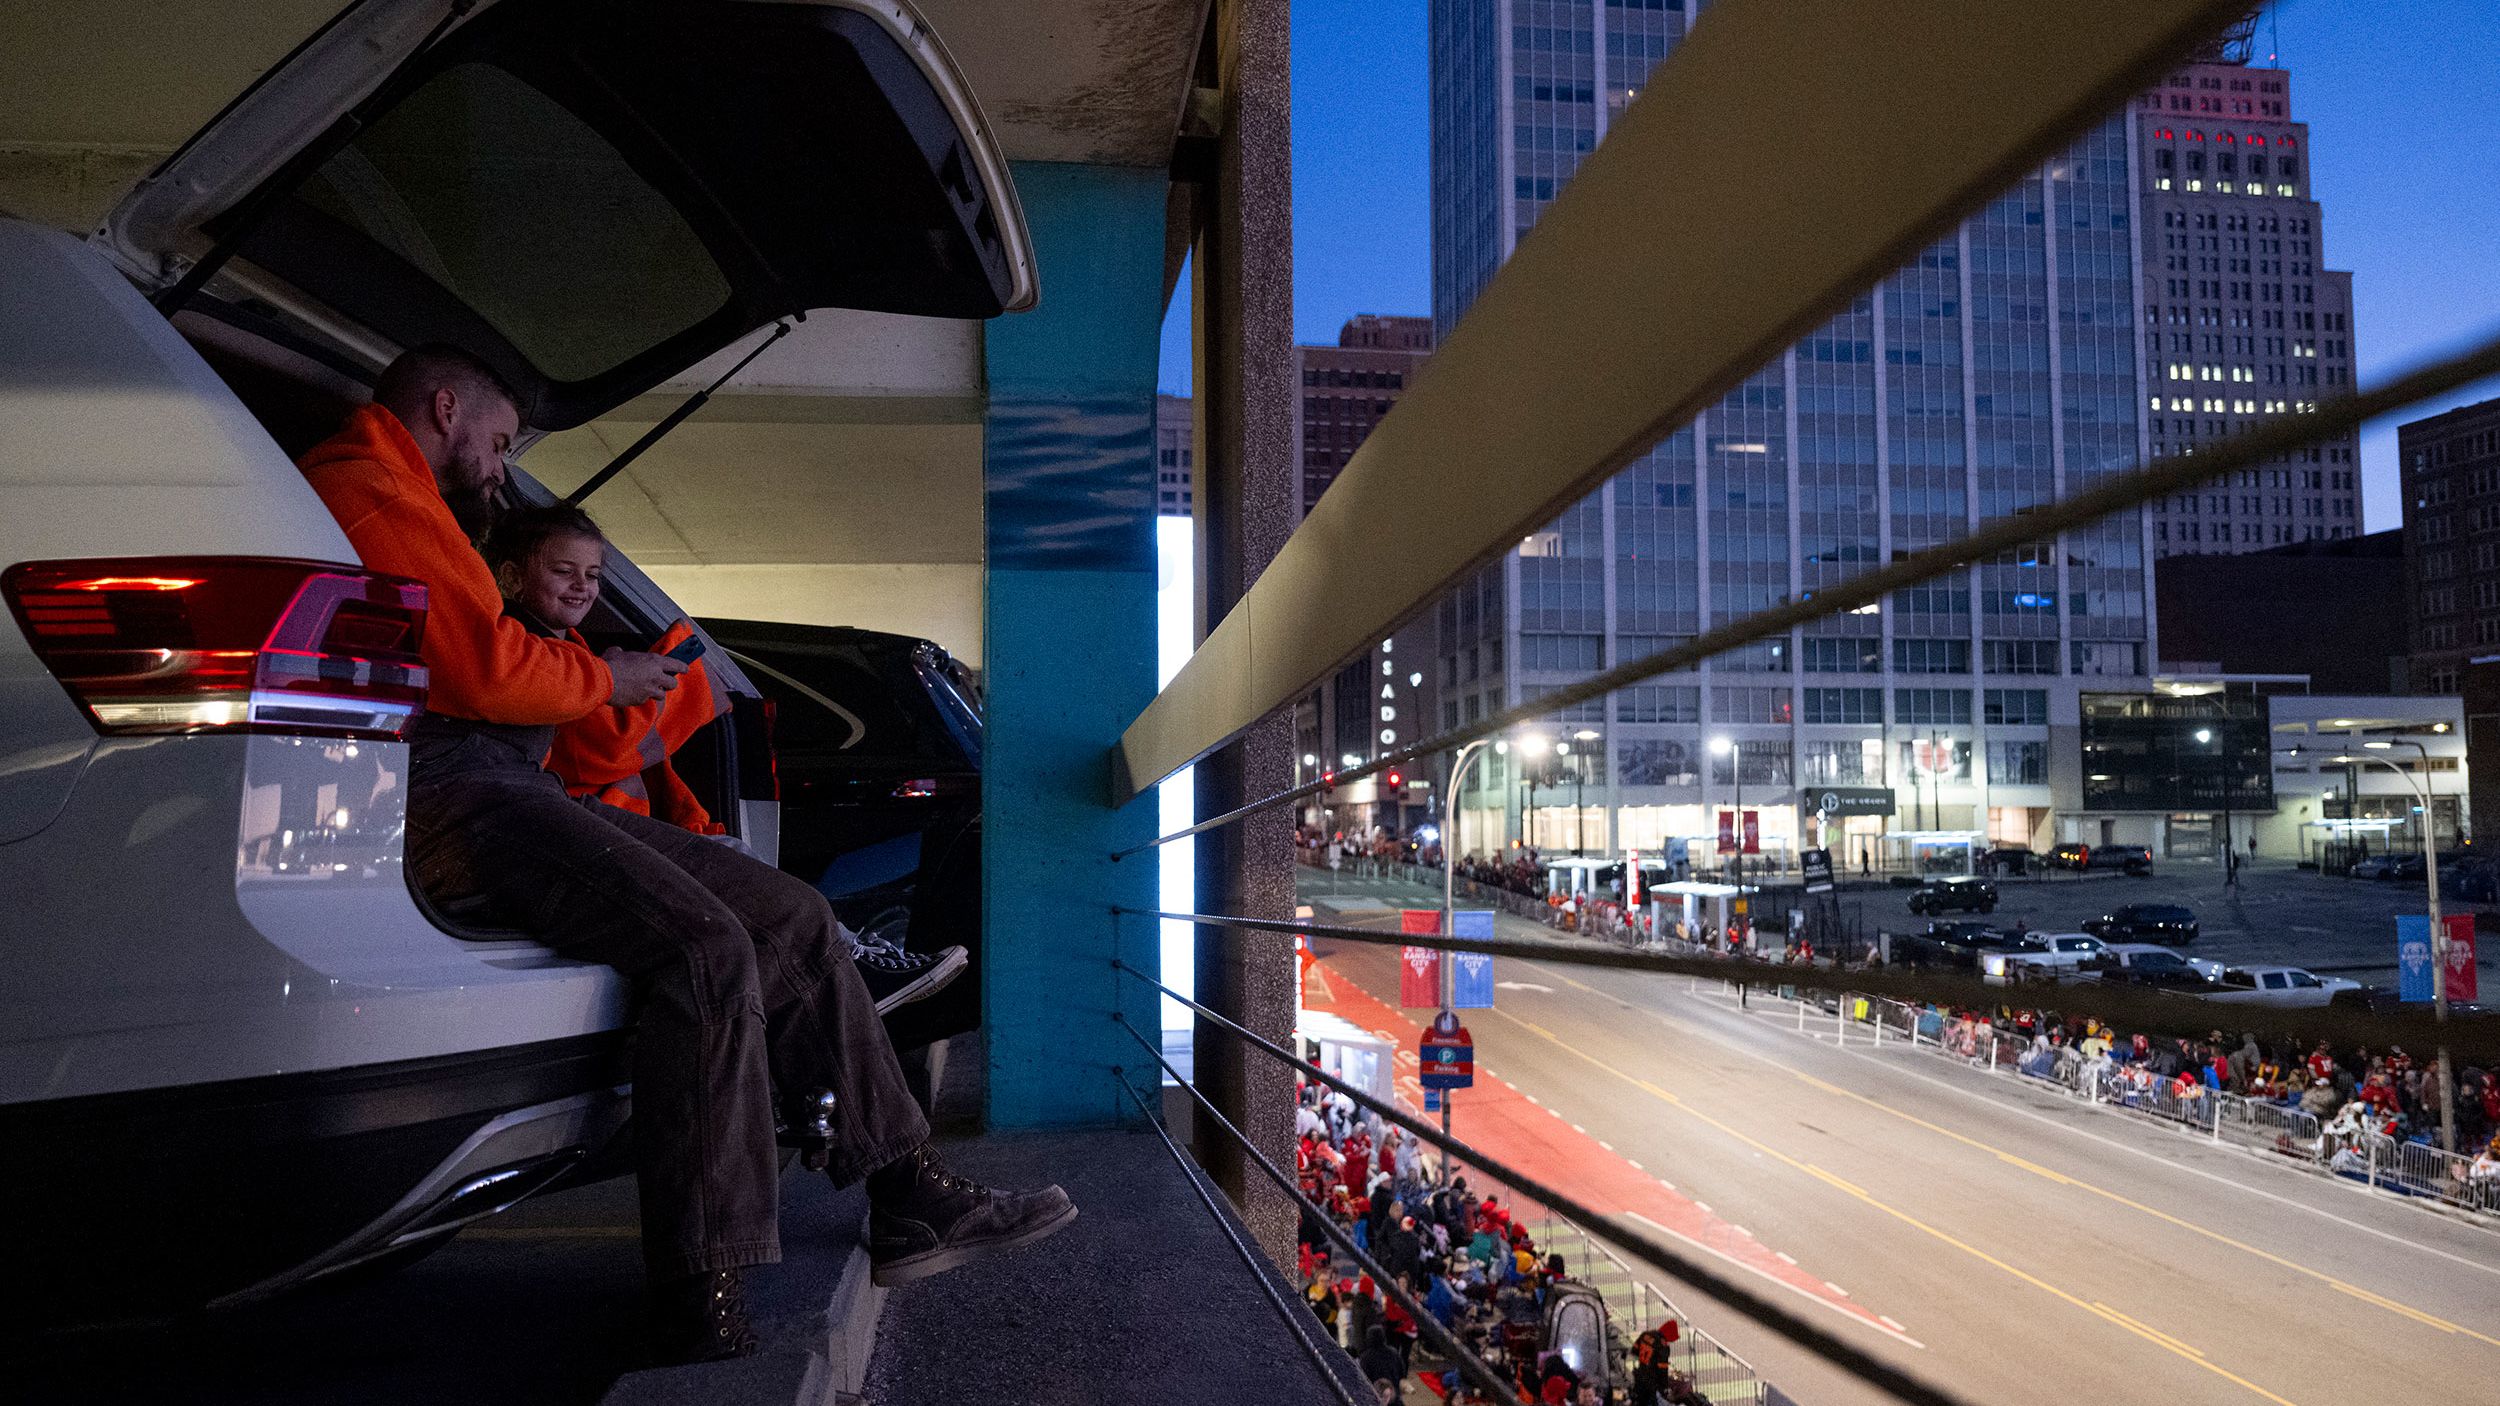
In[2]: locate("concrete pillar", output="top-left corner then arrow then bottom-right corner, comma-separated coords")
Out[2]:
1189,0 -> 1299,1266
980,162 -> 1167,1129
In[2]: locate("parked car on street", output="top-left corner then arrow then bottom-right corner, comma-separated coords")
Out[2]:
1979,846 -> 2038,876
2048,843 -> 2091,871
1907,876 -> 1999,915
1980,933 -> 2108,984
0,0 -> 1034,1329
2082,903 -> 2200,945
2080,943 -> 2223,988
2090,843 -> 2155,874
2351,852 -> 2425,882
2205,965 -> 2362,1007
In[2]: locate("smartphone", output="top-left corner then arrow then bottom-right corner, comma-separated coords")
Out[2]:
663,633 -> 707,666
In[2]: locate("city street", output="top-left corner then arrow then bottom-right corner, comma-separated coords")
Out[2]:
1300,870 -> 2500,1406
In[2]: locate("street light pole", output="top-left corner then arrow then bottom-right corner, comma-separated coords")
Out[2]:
2350,734 -> 2456,1154
1711,737 -> 1743,941
1439,736 -> 1505,1175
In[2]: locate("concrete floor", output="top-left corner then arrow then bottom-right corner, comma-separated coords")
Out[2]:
1301,869 -> 2500,1406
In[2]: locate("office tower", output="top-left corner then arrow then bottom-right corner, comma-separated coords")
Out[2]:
1155,393 -> 1194,517
2399,398 -> 2500,695
1289,316 -> 1439,832
1295,314 -> 1435,517
1424,0 -> 2260,866
2136,62 -> 2362,554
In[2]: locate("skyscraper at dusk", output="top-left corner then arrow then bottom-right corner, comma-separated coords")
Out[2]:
2135,63 -> 2362,553
1425,2 -> 2342,865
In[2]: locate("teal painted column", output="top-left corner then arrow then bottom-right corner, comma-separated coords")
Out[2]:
980,162 -> 1164,1128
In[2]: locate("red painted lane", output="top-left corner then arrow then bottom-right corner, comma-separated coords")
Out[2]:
1306,957 -> 1914,1344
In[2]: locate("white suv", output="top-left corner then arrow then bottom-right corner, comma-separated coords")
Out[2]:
0,0 -> 1029,1328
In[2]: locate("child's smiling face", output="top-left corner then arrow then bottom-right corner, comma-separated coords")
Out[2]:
496,530 -> 605,629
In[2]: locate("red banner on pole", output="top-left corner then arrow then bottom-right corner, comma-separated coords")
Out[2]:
2446,914 -> 2479,1002
1399,910 -> 1444,1007
1717,811 -> 1735,854
1742,809 -> 1760,855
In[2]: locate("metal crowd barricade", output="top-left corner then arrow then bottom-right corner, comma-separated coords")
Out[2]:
2214,1094 -> 2323,1159
1522,1210 -> 1770,1406
1108,958 -> 1977,1406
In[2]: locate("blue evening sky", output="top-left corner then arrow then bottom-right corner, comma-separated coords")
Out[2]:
1157,0 -> 2500,532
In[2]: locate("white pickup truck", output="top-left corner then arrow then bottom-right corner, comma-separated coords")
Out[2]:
1978,933 -> 2108,984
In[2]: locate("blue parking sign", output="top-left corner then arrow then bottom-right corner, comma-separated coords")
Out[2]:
1424,1088 -> 1443,1112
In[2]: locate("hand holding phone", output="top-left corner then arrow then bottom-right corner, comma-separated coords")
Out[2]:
663,631 -> 707,666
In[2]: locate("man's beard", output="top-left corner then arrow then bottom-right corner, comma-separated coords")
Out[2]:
447,479 -> 502,543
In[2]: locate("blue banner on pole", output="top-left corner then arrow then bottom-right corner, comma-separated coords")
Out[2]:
2397,915 -> 2435,1002
1451,910 -> 1495,1008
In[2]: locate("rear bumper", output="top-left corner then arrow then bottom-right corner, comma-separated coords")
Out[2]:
0,1033 -> 630,1327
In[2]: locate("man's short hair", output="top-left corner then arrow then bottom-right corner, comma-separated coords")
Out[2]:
373,343 -> 524,422
483,503 -> 605,570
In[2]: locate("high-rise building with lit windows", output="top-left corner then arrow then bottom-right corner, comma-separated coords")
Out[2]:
2134,63 -> 2362,554
1423,2 -> 2322,865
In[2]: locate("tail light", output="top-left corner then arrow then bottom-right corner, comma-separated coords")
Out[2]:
733,693 -> 780,802
3,556 -> 428,739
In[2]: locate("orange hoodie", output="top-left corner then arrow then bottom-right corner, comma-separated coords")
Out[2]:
547,619 -> 728,832
299,405 -> 611,723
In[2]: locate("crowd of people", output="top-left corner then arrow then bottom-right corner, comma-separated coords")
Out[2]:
1950,1007 -> 2500,1193
1293,1080 -> 1711,1405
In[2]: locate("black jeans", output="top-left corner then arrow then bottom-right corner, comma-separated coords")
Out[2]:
407,748 -> 928,1279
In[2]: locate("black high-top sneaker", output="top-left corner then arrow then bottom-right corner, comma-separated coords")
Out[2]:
863,1144 -> 1077,1286
648,1267 -> 761,1364
856,943 -> 968,1016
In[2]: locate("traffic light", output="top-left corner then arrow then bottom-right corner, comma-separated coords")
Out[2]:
1385,768 -> 1405,800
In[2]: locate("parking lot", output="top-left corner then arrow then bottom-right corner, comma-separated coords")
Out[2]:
1836,857 -> 2493,986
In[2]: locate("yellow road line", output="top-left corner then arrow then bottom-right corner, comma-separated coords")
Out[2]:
1532,960 -> 2500,1351
1484,1004 -> 2308,1406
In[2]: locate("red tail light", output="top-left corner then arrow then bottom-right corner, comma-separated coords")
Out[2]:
4,556 -> 428,739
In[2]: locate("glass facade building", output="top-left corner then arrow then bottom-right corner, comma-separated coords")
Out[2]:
1426,0 -> 2214,866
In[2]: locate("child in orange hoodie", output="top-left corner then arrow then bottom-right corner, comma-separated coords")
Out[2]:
479,504 -> 725,832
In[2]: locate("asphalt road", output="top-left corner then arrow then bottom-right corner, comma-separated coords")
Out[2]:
1302,871 -> 2500,1406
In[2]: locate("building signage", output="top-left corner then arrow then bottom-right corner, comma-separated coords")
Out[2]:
1801,848 -> 1835,894
1807,786 -> 1895,818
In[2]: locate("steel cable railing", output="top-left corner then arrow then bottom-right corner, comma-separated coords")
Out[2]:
1119,906 -> 2500,1065
1111,1067 -> 1365,1406
1110,1016 -> 1532,1406
1111,327 -> 2500,856
1111,959 -> 1980,1406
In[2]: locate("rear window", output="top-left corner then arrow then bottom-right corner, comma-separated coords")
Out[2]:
268,61 -> 732,384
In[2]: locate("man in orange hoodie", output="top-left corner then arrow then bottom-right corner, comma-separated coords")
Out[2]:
299,347 -> 1072,1363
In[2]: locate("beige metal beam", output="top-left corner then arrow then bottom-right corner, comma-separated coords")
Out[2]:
1114,0 -> 2246,800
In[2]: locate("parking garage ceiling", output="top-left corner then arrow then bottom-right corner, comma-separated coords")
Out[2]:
0,0 -> 1201,603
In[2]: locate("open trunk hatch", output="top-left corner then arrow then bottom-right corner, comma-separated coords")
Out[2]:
101,0 -> 1032,429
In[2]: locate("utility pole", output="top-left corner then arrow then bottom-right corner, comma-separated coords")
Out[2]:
2349,732 -> 2457,1154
